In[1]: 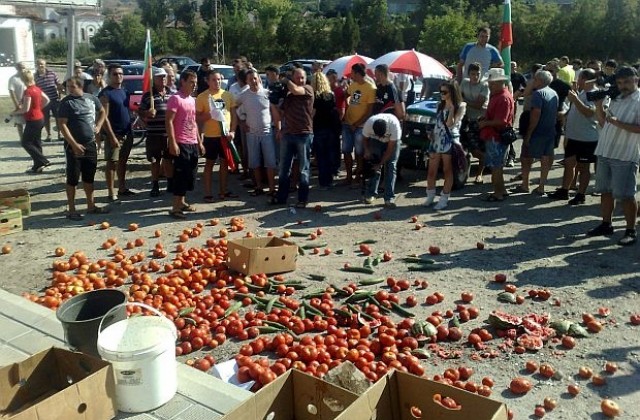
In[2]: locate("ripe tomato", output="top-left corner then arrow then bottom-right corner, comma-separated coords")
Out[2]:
601,399 -> 621,418
561,335 -> 576,349
509,377 -> 532,394
543,397 -> 557,411
494,273 -> 507,283
461,291 -> 474,303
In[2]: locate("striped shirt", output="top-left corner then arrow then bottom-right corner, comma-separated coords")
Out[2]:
35,69 -> 60,101
139,87 -> 172,136
594,90 -> 640,162
282,85 -> 314,135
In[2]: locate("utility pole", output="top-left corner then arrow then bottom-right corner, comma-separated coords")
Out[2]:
212,0 -> 225,63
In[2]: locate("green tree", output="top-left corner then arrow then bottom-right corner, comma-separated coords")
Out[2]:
92,14 -> 146,58
342,12 -> 360,55
170,0 -> 196,28
417,9 -> 478,64
137,0 -> 168,30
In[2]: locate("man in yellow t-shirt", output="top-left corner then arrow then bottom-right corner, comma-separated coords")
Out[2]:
557,56 -> 575,87
343,63 -> 376,185
195,69 -> 237,202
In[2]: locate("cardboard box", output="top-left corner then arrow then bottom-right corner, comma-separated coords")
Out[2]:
222,369 -> 359,420
227,237 -> 298,275
0,206 -> 22,237
0,347 -> 117,420
0,190 -> 30,216
336,370 -> 508,420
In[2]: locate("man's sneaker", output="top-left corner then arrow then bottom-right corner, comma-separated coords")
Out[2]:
587,223 -> 614,237
568,193 -> 585,205
108,195 -> 121,204
150,187 -> 161,197
384,201 -> 397,209
505,158 -> 515,168
363,196 -> 375,205
547,188 -> 569,200
618,229 -> 637,246
433,200 -> 448,210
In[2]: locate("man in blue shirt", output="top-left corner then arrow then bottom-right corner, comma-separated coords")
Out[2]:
456,26 -> 503,83
99,64 -> 133,202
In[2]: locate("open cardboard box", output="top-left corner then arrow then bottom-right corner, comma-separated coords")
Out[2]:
222,369 -> 359,420
335,370 -> 508,420
227,237 -> 298,275
0,348 -> 116,420
0,189 -> 31,216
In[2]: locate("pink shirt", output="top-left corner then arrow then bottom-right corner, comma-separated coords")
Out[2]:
167,93 -> 198,144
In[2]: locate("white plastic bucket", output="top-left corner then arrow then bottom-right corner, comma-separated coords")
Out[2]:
97,302 -> 178,413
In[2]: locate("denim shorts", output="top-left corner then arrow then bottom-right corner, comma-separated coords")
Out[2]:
594,156 -> 638,200
484,139 -> 508,168
247,132 -> 277,169
342,125 -> 364,155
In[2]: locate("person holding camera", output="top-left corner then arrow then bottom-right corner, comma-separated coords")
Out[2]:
587,66 -> 640,246
547,68 -> 599,205
362,113 -> 402,208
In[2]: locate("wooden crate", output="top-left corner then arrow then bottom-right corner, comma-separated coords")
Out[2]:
0,206 -> 23,237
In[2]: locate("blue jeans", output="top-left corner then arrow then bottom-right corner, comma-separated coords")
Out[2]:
313,128 -> 337,187
365,139 -> 400,202
277,133 -> 313,203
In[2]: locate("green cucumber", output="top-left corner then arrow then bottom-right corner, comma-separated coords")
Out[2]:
354,239 -> 377,245
342,266 -> 375,275
358,277 -> 385,286
390,301 -> 415,318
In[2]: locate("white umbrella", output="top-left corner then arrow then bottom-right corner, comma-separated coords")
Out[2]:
323,54 -> 373,78
367,49 -> 451,80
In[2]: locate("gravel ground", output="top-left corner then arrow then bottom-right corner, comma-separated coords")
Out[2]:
0,121 -> 639,419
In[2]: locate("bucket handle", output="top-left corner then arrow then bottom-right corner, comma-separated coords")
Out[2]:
98,301 -> 176,342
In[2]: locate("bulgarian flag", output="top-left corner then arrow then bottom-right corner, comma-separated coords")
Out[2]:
499,0 -> 513,77
142,29 -> 153,106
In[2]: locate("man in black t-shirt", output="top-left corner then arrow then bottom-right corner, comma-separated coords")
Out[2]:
373,64 -> 404,120
58,77 -> 107,220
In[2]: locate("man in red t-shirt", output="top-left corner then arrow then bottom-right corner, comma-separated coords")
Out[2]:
327,69 -> 346,175
479,68 -> 514,202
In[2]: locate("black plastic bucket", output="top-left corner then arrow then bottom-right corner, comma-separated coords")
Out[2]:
56,289 -> 127,356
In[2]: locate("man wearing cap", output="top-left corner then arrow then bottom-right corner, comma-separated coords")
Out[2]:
516,70 -> 558,195
139,66 -> 174,197
587,66 -> 640,246
8,62 -> 26,140
456,26 -> 503,83
361,113 -> 402,208
478,68 -> 514,202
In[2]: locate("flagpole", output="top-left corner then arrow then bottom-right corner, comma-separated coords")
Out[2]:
500,0 -> 512,78
144,29 -> 154,111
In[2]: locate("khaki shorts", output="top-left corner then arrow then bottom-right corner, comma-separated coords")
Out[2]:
103,132 -> 133,162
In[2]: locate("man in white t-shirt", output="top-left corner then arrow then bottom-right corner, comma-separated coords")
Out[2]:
587,66 -> 640,246
8,62 -> 26,139
361,113 -> 402,208
460,62 -> 489,184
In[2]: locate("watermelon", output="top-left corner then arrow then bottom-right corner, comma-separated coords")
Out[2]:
516,333 -> 544,351
488,311 -> 522,329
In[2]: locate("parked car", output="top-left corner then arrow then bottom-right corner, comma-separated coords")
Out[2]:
279,59 -> 331,78
154,56 -> 197,72
122,75 -> 144,112
183,64 -> 234,89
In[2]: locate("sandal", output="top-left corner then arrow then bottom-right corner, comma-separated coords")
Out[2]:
268,196 -> 284,205
250,189 -> 264,197
474,176 -> 484,185
87,206 -> 110,214
510,185 -> 530,194
66,212 -> 83,221
219,191 -> 239,200
168,210 -> 186,219
117,189 -> 136,196
203,196 -> 215,203
181,205 -> 197,212
295,201 -> 308,209
267,190 -> 277,197
532,187 -> 545,196
483,194 -> 505,202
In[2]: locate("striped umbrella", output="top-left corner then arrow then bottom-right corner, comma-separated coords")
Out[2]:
323,54 -> 373,78
367,49 -> 451,80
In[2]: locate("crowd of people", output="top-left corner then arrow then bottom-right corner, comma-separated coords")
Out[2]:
6,26 -> 640,244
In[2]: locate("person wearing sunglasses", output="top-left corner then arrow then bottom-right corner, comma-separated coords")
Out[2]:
424,81 -> 466,210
